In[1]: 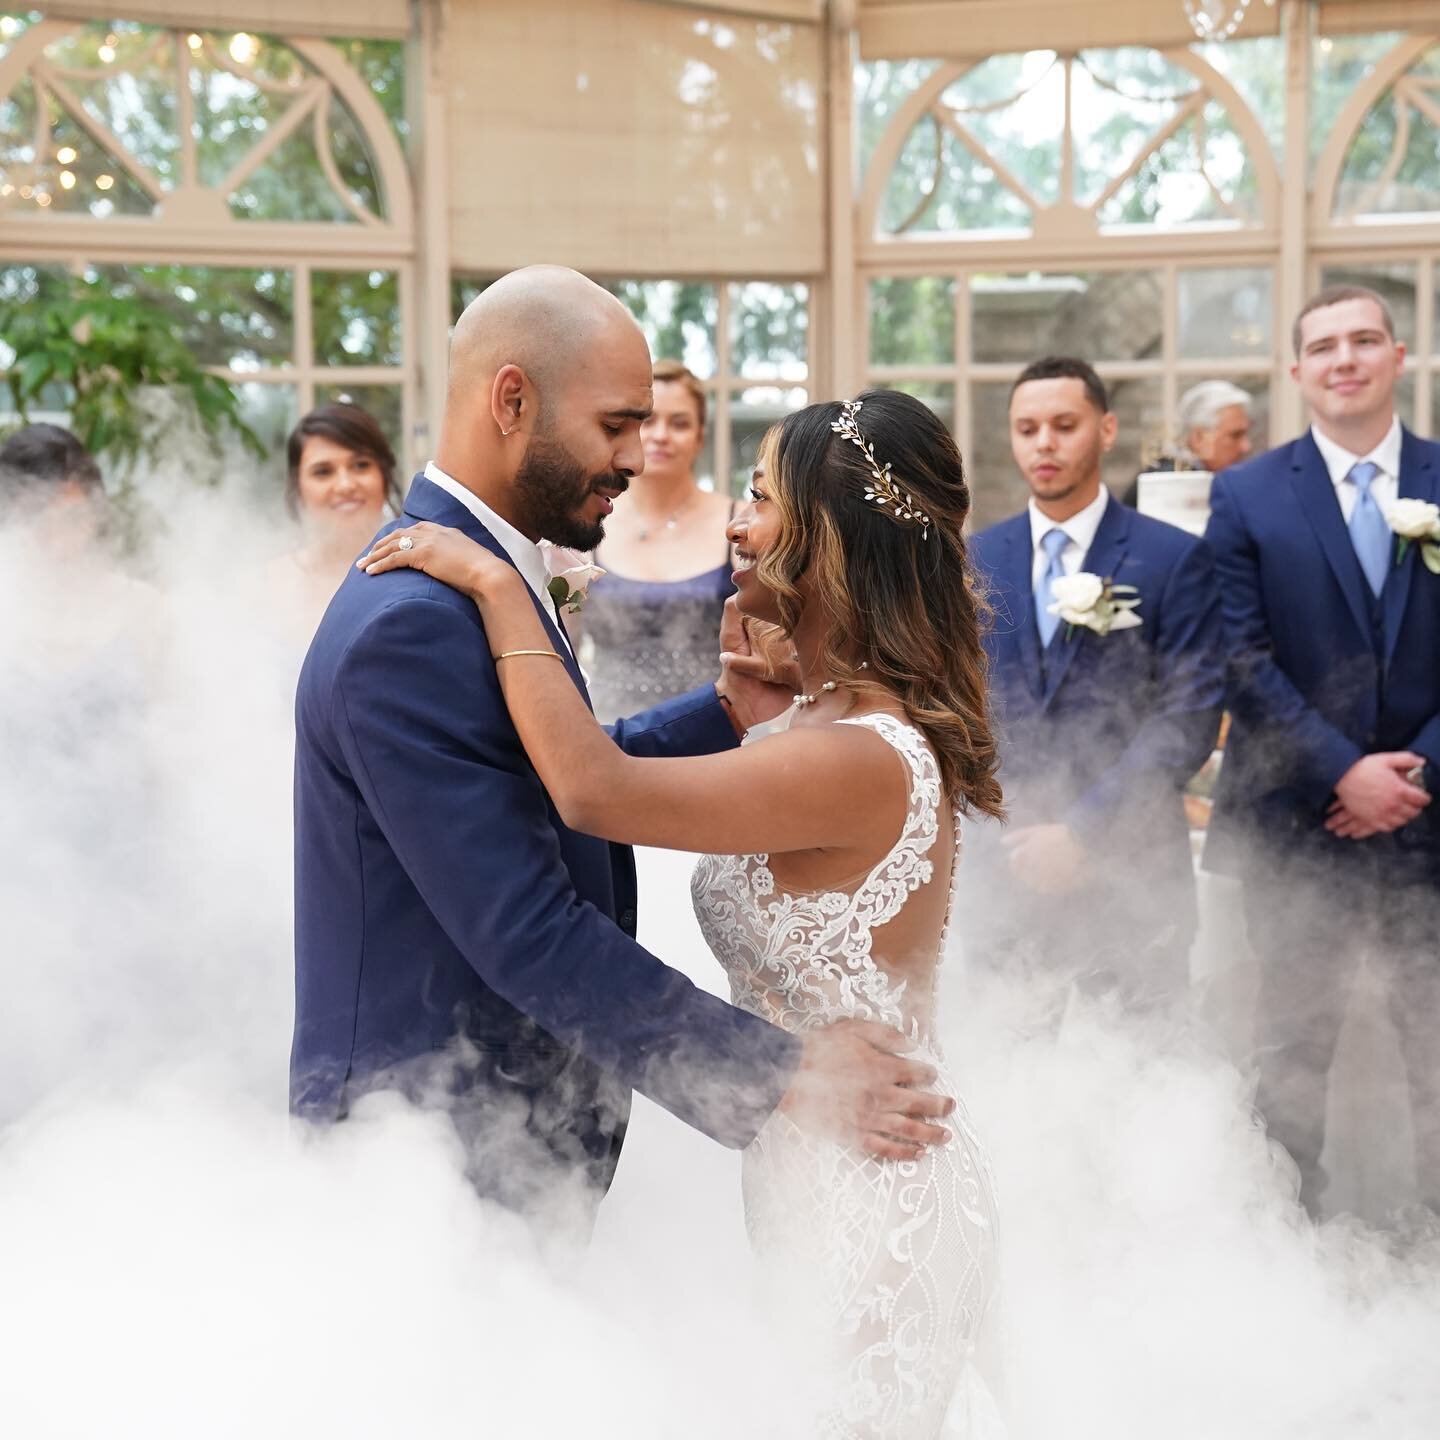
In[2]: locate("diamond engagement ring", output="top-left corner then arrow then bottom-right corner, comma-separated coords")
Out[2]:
397,536 -> 414,551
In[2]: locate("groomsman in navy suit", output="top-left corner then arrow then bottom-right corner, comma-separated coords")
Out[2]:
967,358 -> 1225,1010
1205,286 -> 1440,1218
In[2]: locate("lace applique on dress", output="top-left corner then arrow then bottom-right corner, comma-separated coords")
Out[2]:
691,712 -> 1002,1439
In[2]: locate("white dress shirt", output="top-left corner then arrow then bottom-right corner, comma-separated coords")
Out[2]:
422,460 -> 572,654
1310,415 -> 1401,524
1028,485 -> 1111,590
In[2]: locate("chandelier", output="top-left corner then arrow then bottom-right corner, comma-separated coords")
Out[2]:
1182,0 -> 1277,42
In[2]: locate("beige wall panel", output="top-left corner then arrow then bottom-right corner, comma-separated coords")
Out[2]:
445,0 -> 825,277
645,0 -> 824,19
43,0 -> 410,36
858,0 -> 1278,59
1319,1 -> 1440,34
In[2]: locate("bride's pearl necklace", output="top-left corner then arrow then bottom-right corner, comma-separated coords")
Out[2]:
793,662 -> 868,709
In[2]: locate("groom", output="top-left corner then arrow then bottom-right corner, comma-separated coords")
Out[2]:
291,266 -> 951,1221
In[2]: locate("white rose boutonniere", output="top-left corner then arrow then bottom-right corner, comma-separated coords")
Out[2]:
540,542 -> 606,613
1384,498 -> 1440,575
1048,571 -> 1142,638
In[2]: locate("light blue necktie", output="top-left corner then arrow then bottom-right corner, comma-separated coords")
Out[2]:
1347,460 -> 1390,597
1035,527 -> 1070,647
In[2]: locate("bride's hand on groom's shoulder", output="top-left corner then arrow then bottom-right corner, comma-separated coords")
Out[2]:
778,1019 -> 954,1163
716,596 -> 799,734
358,523 -> 516,603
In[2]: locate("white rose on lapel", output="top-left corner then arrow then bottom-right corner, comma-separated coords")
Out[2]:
1384,499 -> 1440,575
1048,571 -> 1142,638
540,541 -> 605,613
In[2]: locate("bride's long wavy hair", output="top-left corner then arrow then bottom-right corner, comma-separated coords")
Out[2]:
755,389 -> 1004,820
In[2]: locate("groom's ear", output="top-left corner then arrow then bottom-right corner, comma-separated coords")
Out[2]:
491,364 -> 531,436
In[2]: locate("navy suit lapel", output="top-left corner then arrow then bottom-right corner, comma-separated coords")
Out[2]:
1289,433 -> 1374,644
1042,495 -> 1130,708
1382,427 -> 1439,663
992,518 -> 1044,703
403,475 -> 590,704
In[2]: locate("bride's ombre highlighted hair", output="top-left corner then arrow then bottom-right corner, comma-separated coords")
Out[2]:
755,389 -> 1003,820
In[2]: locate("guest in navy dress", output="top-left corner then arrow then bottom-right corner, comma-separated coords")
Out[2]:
581,361 -> 736,722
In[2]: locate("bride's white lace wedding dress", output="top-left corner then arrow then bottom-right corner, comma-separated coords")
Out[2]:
692,711 -> 1001,1439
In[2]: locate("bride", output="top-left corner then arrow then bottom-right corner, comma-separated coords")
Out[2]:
359,388 -> 1004,1438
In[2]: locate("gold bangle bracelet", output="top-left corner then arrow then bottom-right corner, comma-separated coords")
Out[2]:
494,649 -> 564,663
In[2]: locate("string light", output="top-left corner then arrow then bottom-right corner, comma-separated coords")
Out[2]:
0,183 -> 13,197
97,43 -> 116,63
56,145 -> 77,164
95,173 -> 114,191
186,33 -> 203,52
35,191 -> 52,207
19,184 -> 33,199
228,32 -> 258,65
59,170 -> 76,190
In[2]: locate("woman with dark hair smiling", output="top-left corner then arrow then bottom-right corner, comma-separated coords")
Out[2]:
273,399 -> 401,634
357,388 -> 1004,1437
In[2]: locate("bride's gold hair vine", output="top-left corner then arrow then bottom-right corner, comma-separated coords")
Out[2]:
829,398 -> 931,540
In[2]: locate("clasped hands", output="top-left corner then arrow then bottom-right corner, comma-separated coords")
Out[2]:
1326,751 -> 1431,841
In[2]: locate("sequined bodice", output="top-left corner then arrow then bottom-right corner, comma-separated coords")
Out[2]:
691,711 -> 953,1045
583,562 -> 734,724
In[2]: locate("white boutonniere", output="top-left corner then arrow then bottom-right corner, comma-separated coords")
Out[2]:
1048,571 -> 1142,639
540,542 -> 605,614
1384,499 -> 1440,575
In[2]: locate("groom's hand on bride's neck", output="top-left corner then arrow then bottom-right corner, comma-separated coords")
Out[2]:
716,596 -> 800,735
778,1019 -> 955,1162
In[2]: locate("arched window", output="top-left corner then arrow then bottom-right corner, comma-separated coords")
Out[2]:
0,17 -> 415,467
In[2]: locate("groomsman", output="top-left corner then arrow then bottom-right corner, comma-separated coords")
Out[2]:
967,357 -> 1225,1009
1205,285 -> 1440,1218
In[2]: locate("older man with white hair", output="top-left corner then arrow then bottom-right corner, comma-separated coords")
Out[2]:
1176,380 -> 1254,474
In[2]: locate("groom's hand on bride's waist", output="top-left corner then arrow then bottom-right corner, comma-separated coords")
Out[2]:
777,1019 -> 954,1162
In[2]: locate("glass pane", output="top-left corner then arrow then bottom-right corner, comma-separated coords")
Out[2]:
1096,101 -> 1260,228
881,115 -> 1033,235
1397,371 -> 1416,430
856,59 -> 941,181
0,266 -> 75,381
869,277 -> 956,366
1318,261 -> 1416,347
606,281 -> 718,378
1073,49 -> 1201,207
1431,373 -> 1440,441
967,382 -> 1031,530
1178,268 -> 1273,359
88,265 -> 294,369
0,14 -> 36,62
330,37 -> 408,148
232,381 -> 299,491
729,283 -> 808,383
0,81 -> 155,217
1434,262 -> 1440,356
1311,32 -> 1405,169
45,23 -> 181,188
1195,37 -> 1285,164
313,383 -> 403,462
1333,48 -> 1440,219
941,52 -> 1063,210
313,270 -> 402,368
972,271 -> 1162,364
728,386 -> 807,496
875,380 -> 956,440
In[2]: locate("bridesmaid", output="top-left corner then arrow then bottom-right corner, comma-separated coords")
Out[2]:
581,360 -> 737,723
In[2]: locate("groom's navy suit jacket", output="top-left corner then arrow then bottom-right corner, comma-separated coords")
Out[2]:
291,476 -> 797,1201
969,497 -> 1225,944
1203,428 -> 1440,878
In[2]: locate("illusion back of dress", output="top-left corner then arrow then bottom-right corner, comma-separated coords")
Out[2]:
691,712 -> 1000,1439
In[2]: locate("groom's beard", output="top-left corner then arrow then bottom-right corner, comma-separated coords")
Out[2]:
514,433 -> 628,551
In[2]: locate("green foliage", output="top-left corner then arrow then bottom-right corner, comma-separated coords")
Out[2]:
0,275 -> 263,469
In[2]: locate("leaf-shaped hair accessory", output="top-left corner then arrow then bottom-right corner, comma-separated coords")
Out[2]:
830,398 -> 932,539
